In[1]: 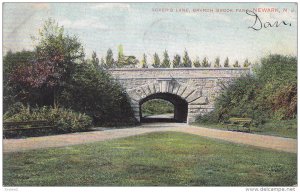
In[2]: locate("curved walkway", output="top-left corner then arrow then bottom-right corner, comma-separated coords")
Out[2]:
3,123 -> 297,153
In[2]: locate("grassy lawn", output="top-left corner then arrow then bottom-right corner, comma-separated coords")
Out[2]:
3,132 -> 297,186
193,119 -> 297,139
141,99 -> 174,117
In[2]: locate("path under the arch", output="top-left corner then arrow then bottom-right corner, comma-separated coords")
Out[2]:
3,123 -> 297,153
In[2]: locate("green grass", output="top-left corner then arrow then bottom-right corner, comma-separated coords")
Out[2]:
3,132 -> 297,186
193,119 -> 297,139
141,99 -> 174,116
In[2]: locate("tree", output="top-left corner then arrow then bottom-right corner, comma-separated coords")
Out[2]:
152,53 -> 160,68
117,44 -> 125,67
173,54 -> 181,68
100,57 -> 106,69
125,56 -> 138,66
224,57 -> 229,67
243,59 -> 251,67
91,51 -> 99,68
60,60 -> 135,126
182,49 -> 192,67
202,57 -> 210,67
233,60 -> 240,67
12,18 -> 85,106
161,50 -> 171,68
212,54 -> 297,124
106,48 -> 114,68
3,50 -> 35,83
193,57 -> 201,67
4,18 -> 136,126
3,50 -> 35,111
141,53 -> 148,68
214,57 -> 221,68
118,44 -> 124,61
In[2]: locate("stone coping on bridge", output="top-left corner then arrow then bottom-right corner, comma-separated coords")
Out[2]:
108,67 -> 250,79
108,67 -> 250,71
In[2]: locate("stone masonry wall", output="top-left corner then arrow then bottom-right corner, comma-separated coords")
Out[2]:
109,68 -> 250,123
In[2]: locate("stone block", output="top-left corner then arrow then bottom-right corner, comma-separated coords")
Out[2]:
177,85 -> 188,97
147,83 -> 155,94
186,89 -> 202,103
130,102 -> 139,109
188,104 -> 202,109
188,108 -> 200,113
168,82 -> 175,93
135,88 -> 147,99
141,84 -> 151,96
181,88 -> 195,99
127,90 -> 141,101
190,97 -> 208,105
172,84 -> 181,95
154,83 -> 160,93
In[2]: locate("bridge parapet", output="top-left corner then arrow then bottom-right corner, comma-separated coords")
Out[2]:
109,68 -> 249,79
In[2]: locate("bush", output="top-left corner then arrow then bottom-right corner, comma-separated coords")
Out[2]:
58,63 -> 135,126
196,55 -> 297,127
255,54 -> 297,120
214,74 -> 266,123
4,105 -> 93,136
195,111 -> 219,124
271,83 -> 297,120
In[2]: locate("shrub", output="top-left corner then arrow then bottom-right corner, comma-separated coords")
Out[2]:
196,55 -> 297,127
58,63 -> 135,126
195,111 -> 219,124
214,74 -> 266,123
4,105 -> 93,136
256,54 -> 297,86
271,83 -> 297,120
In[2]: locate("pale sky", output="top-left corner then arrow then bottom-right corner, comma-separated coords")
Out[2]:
3,2 -> 297,64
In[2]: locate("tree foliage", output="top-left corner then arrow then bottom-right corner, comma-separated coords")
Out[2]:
161,50 -> 171,68
198,54 -> 297,126
117,44 -> 124,67
224,57 -> 229,67
100,57 -> 106,69
91,51 -> 100,69
201,57 -> 210,67
106,48 -> 115,68
214,57 -> 221,68
173,54 -> 181,68
243,59 -> 251,67
6,19 -> 85,107
4,19 -> 136,127
233,60 -> 240,67
193,57 -> 201,67
152,52 -> 160,68
182,49 -> 192,67
59,62 -> 135,126
141,53 -> 148,68
3,50 -> 35,111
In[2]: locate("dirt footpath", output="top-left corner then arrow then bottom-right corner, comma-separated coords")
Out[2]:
3,123 -> 297,153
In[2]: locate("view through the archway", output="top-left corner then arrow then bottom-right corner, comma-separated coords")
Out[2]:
141,99 -> 175,121
139,93 -> 188,123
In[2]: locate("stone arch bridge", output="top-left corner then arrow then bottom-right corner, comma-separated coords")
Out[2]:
109,68 -> 250,124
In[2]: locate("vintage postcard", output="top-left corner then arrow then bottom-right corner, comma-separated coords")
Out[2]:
2,2 -> 298,190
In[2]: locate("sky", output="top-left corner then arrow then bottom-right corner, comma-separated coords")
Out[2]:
3,2 -> 298,65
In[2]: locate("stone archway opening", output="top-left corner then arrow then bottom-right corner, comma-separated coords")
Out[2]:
139,93 -> 188,123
